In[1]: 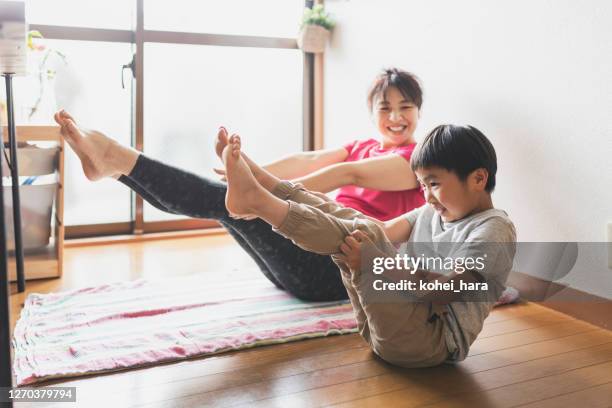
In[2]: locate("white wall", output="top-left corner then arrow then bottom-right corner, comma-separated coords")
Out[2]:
323,0 -> 612,296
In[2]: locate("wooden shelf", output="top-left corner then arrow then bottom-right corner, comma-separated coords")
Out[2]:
2,125 -> 64,281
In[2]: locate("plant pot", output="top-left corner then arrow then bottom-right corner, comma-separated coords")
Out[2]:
298,25 -> 330,53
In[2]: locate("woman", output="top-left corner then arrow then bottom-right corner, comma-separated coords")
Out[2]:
54,68 -> 428,301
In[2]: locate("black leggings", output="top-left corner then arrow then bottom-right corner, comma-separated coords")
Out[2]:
118,154 -> 348,301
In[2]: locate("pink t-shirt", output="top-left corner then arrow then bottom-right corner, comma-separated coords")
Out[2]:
335,138 -> 425,221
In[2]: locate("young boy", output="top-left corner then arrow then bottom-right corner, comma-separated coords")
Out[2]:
220,124 -> 516,367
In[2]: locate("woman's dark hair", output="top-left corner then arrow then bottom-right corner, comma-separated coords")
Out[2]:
411,125 -> 497,192
367,68 -> 423,111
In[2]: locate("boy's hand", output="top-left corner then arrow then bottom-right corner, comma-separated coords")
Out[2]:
309,190 -> 330,201
338,230 -> 370,271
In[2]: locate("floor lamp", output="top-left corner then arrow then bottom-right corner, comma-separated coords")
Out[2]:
1,1 -> 29,403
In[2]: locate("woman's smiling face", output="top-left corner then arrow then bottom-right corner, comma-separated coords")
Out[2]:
372,86 -> 420,148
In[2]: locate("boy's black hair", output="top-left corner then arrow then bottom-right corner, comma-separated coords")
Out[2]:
411,125 -> 497,192
367,68 -> 423,111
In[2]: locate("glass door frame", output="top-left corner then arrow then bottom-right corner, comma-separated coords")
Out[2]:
31,0 -> 314,239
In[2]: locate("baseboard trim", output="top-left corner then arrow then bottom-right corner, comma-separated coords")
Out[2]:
65,228 -> 227,248
507,271 -> 612,330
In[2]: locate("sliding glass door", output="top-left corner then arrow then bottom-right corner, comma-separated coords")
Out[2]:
12,0 -> 307,238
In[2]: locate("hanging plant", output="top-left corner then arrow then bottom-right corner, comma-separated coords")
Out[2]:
298,4 -> 335,54
26,30 -> 67,120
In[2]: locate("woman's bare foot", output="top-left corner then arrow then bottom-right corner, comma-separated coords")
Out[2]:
53,110 -> 138,180
214,127 -> 229,159
223,135 -> 266,218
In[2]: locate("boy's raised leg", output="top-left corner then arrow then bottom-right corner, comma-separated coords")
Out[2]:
215,129 -> 282,193
223,135 -> 290,228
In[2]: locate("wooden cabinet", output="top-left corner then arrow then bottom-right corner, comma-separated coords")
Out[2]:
2,126 -> 64,280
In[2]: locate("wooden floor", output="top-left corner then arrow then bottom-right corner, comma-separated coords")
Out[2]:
9,234 -> 612,408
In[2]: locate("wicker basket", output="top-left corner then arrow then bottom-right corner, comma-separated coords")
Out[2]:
297,25 -> 331,53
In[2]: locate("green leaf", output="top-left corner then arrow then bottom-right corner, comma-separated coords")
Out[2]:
300,5 -> 335,30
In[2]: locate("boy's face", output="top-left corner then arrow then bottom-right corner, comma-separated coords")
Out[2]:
415,166 -> 486,223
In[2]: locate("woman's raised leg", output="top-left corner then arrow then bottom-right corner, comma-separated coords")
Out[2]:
54,111 -> 346,300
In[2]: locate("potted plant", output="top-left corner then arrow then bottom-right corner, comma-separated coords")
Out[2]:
24,30 -> 67,123
297,4 -> 335,54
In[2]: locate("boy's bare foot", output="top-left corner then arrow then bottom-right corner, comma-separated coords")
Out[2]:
223,135 -> 265,218
53,110 -> 137,180
214,127 -> 229,159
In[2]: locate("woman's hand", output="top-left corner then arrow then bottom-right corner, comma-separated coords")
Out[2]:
228,213 -> 259,221
213,167 -> 227,182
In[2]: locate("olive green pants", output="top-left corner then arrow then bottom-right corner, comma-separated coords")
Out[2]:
271,181 -> 451,367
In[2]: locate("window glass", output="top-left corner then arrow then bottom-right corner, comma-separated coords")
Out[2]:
143,43 -> 302,221
26,0 -> 134,30
4,39 -> 133,225
145,0 -> 303,38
